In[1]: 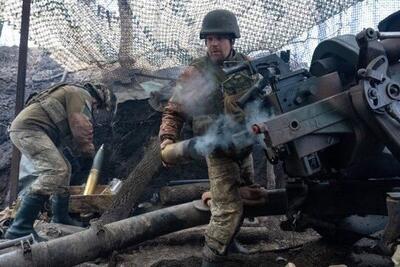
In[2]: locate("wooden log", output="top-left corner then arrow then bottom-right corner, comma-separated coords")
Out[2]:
0,202 -> 209,267
0,190 -> 287,267
99,137 -> 161,224
160,183 -> 210,205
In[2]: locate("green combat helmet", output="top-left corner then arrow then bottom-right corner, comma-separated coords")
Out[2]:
200,9 -> 240,39
83,83 -> 117,113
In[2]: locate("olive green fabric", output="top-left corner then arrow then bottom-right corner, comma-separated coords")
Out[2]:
205,153 -> 254,255
184,53 -> 256,255
10,84 -> 93,145
9,130 -> 71,196
189,52 -> 256,135
162,52 -> 257,256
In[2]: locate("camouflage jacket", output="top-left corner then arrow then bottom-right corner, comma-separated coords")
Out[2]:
10,83 -> 95,156
159,51 -> 257,142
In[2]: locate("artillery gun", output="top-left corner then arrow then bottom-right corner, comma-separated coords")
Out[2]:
160,26 -> 400,245
222,24 -> 400,243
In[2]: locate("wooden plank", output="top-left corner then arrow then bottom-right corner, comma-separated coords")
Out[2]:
68,185 -> 116,214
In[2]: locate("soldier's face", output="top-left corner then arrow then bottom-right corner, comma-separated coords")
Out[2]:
205,35 -> 232,63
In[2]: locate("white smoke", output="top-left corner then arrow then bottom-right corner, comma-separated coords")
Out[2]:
165,60 -> 276,156
170,69 -> 218,117
193,99 -> 276,156
194,115 -> 238,156
244,99 -> 275,130
244,99 -> 276,150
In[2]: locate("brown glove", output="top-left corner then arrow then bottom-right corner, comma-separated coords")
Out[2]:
80,143 -> 95,158
160,138 -> 175,167
201,191 -> 212,207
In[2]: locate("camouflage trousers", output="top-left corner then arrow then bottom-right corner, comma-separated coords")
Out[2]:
9,130 -> 71,196
204,152 -> 254,255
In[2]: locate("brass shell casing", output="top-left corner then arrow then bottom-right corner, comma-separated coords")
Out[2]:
83,144 -> 105,195
83,169 -> 99,195
161,142 -> 187,165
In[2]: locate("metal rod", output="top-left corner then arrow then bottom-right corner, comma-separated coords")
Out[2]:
167,179 -> 209,186
379,31 -> 400,39
0,21 -> 3,39
0,233 -> 35,250
8,0 -> 32,205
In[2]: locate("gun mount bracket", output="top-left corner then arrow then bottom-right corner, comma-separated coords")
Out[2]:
361,55 -> 400,111
21,239 -> 32,254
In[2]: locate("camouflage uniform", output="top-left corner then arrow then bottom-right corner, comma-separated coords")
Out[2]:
6,83 -> 115,240
9,84 -> 95,196
205,153 -> 254,254
159,52 -> 257,255
10,131 -> 72,196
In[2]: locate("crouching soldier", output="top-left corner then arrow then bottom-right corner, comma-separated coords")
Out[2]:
5,83 -> 116,240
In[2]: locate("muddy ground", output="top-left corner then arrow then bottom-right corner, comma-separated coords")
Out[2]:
78,225 -> 348,267
72,217 -> 352,267
0,46 -> 386,267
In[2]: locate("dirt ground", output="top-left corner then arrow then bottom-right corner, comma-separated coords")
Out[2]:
70,216 -> 351,267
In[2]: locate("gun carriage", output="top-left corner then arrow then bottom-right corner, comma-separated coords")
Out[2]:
222,26 -> 400,242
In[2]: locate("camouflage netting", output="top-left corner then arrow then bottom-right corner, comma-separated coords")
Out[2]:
0,0 -> 368,72
278,0 -> 400,69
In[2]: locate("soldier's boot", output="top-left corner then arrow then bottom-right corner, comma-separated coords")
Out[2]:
51,194 -> 83,227
227,238 -> 249,254
201,244 -> 226,267
379,193 -> 400,255
4,193 -> 48,240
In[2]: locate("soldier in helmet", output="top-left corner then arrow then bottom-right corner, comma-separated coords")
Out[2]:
5,83 -> 116,240
159,9 -> 257,266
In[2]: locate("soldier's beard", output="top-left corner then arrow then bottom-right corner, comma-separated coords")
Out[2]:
208,49 -> 234,65
209,53 -> 225,64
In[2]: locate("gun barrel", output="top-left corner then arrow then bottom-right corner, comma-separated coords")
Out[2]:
379,31 -> 400,39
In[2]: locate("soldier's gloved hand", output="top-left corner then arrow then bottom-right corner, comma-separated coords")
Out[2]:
160,138 -> 174,150
80,143 -> 95,158
201,191 -> 212,207
160,138 -> 174,167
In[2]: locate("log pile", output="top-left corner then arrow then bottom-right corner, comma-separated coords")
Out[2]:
0,190 -> 287,267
